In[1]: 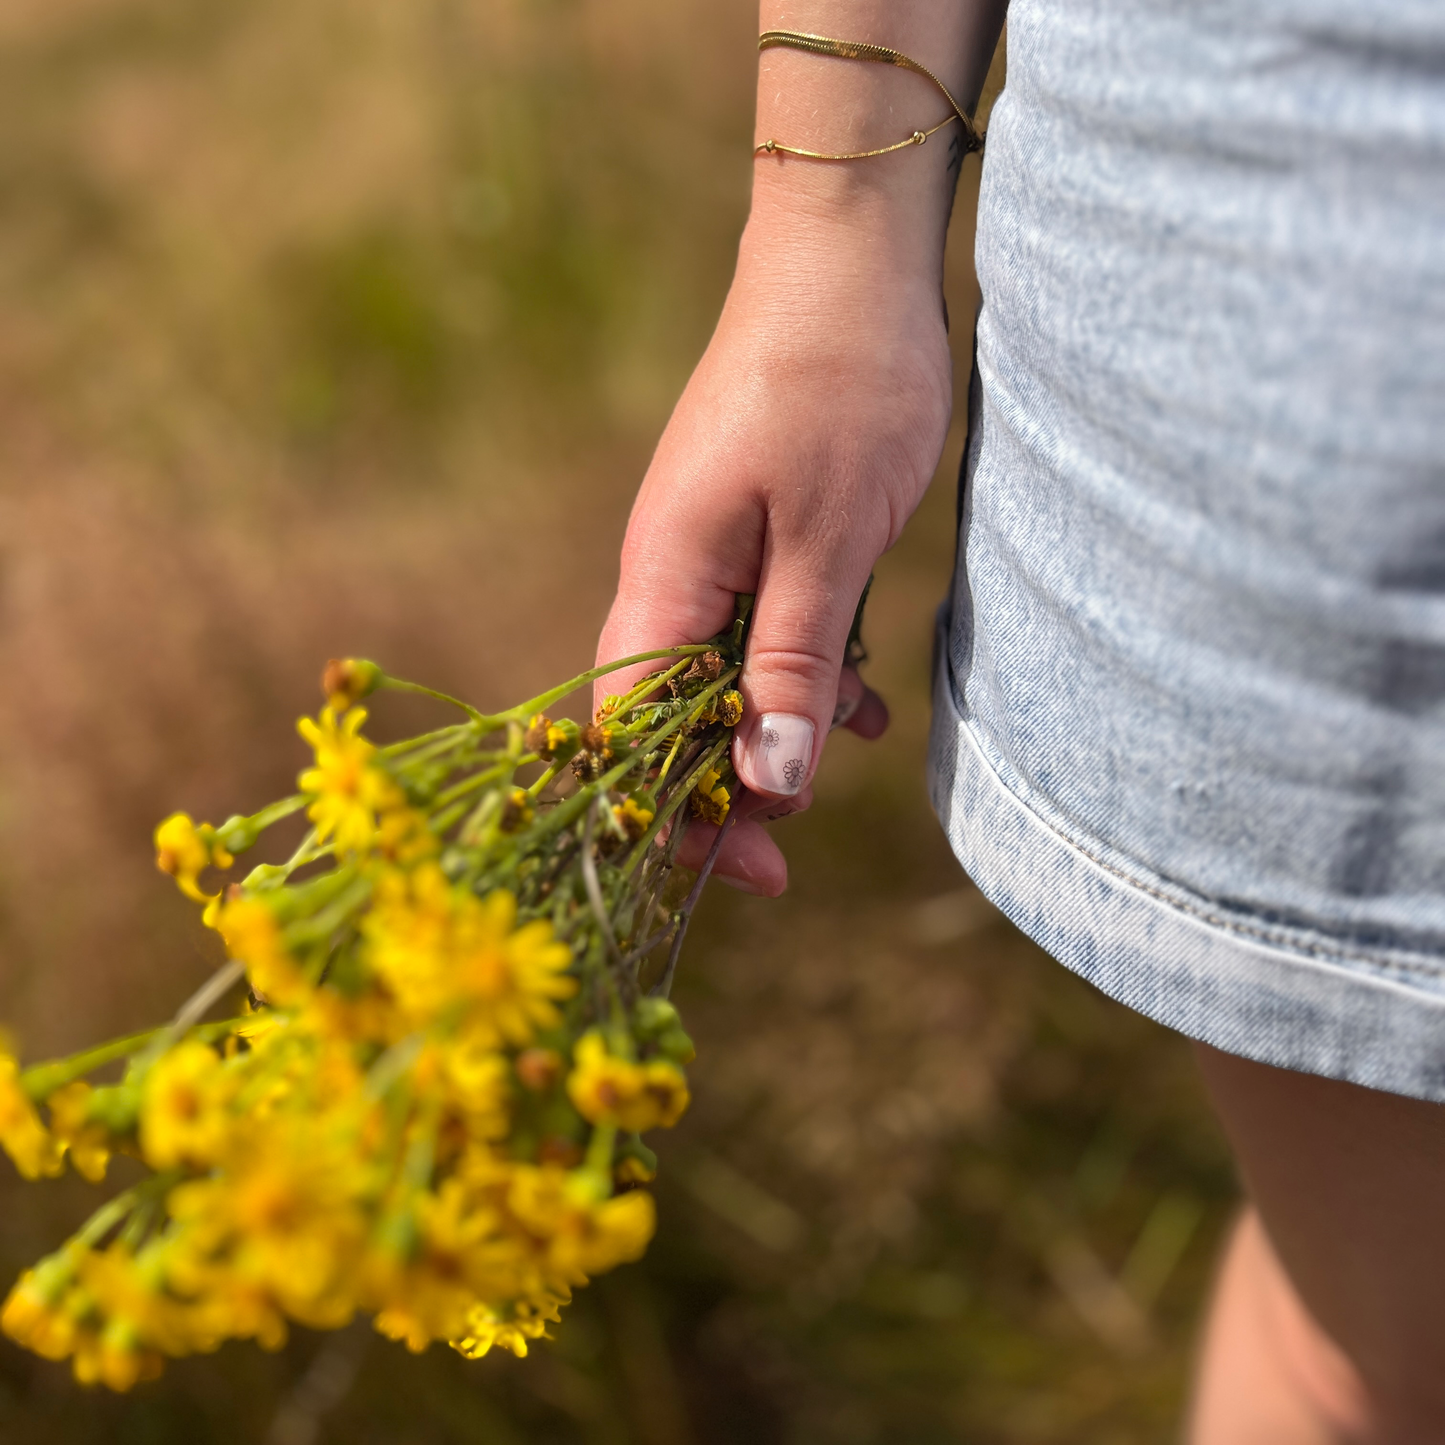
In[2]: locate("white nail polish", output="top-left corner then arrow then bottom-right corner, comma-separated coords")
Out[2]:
751,713 -> 814,796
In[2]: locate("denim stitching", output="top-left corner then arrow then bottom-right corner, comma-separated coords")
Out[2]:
952,704 -> 1445,984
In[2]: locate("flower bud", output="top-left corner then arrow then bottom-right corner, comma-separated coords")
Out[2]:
537,1136 -> 584,1168
515,1049 -> 563,1092
634,998 -> 679,1034
527,716 -> 580,763
524,714 -> 553,754
499,788 -> 534,834
216,813 -> 261,856
655,1027 -> 697,1065
615,1153 -> 657,1186
320,658 -> 382,710
571,751 -> 604,784
579,723 -> 615,760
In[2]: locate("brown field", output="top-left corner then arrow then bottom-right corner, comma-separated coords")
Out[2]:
0,2 -> 1235,1440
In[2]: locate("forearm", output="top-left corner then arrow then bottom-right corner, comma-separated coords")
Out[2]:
597,3 -> 1008,874
745,0 -> 1008,288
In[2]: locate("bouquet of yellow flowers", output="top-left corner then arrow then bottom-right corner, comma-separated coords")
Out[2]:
0,608 -> 750,1390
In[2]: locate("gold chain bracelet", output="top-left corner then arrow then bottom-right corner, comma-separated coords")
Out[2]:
755,29 -> 984,162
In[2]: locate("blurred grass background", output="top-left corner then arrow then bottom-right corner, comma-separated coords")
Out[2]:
0,0 -> 1237,1440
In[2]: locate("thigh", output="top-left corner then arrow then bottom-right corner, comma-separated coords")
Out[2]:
1195,1044 -> 1445,1437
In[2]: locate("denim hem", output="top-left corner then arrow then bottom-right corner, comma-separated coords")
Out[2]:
928,631 -> 1445,1104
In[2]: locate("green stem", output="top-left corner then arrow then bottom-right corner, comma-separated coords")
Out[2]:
518,668 -> 739,851
584,1122 -> 618,1183
244,822 -> 330,891
119,1194 -> 161,1252
379,677 -> 488,725
607,656 -> 694,720
622,736 -> 730,875
377,722 -> 475,762
283,875 -> 373,947
366,1035 -> 425,1101
75,1187 -> 141,1248
20,1030 -> 155,1102
21,1018 -> 249,1102
489,647 -> 714,729
73,1170 -> 178,1249
525,759 -> 568,799
401,1099 -> 442,1191
651,730 -> 686,795
431,759 -> 531,812
245,794 -> 308,834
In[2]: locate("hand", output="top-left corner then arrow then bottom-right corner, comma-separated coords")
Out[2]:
595,196 -> 954,895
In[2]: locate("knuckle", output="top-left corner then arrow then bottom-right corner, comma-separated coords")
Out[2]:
743,645 -> 840,694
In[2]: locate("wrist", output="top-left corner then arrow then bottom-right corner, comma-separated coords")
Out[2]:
744,163 -> 950,280
742,154 -> 958,294
732,185 -> 950,331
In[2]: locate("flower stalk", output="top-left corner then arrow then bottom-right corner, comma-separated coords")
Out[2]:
0,606 -> 749,1388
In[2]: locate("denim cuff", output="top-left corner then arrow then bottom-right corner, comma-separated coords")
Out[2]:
929,619 -> 1445,1105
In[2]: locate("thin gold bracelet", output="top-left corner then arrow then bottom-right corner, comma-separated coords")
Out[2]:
755,29 -> 984,162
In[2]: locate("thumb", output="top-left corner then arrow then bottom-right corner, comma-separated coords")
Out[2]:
732,554 -> 873,799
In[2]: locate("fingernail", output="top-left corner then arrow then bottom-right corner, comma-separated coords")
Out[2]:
748,713 -> 814,796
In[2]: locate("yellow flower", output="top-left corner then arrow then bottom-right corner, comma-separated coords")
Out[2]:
47,1082 -> 110,1183
0,1052 -> 61,1180
75,1249 -> 170,1389
166,1116 -> 366,1333
566,1033 -> 690,1133
180,1274 -> 286,1354
690,767 -> 730,825
368,1181 -> 508,1353
718,690 -> 744,728
153,813 -> 232,906
552,1190 -> 655,1282
613,796 -> 654,842
233,1002 -> 286,1049
297,707 -> 402,857
1,1254 -> 79,1360
442,1039 -> 511,1142
375,804 -> 437,864
506,1165 -> 656,1285
451,1291 -> 568,1360
215,895 -> 308,1007
139,1041 -> 232,1171
363,866 -> 576,1046
72,1318 -> 163,1392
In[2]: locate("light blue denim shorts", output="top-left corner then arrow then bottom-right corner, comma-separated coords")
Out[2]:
928,0 -> 1445,1101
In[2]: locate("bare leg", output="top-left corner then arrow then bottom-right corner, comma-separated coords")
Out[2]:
1188,1209 -> 1370,1443
1189,1044 -> 1445,1444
